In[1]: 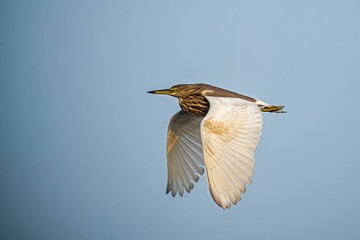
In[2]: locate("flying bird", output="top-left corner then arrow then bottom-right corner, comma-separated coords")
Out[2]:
148,83 -> 285,209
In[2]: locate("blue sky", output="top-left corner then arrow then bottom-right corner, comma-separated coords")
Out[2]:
1,0 -> 360,239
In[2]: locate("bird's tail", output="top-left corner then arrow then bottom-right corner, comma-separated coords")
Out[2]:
261,105 -> 286,113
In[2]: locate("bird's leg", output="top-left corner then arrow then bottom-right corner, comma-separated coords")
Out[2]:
260,105 -> 286,113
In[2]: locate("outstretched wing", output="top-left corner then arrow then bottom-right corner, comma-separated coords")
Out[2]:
166,111 -> 205,197
200,97 -> 263,209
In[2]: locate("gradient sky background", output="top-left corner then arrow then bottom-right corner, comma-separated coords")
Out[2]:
1,0 -> 360,239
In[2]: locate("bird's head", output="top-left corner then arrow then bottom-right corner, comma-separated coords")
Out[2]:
147,84 -> 203,98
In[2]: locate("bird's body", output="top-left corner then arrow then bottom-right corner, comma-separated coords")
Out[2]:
171,84 -> 259,116
148,83 -> 285,209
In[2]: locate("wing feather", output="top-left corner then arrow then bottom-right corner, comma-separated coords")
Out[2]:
201,97 -> 263,209
166,111 -> 205,197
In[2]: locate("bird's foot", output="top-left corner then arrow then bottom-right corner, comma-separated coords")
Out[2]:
261,105 -> 286,113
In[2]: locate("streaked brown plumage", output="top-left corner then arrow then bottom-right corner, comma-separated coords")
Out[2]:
148,83 -> 285,209
178,95 -> 210,116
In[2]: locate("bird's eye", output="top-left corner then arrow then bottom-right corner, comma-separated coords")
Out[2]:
171,87 -> 179,91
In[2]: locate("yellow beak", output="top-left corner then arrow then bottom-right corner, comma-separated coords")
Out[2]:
147,89 -> 175,95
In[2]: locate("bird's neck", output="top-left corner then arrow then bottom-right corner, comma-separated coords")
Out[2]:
178,95 -> 210,116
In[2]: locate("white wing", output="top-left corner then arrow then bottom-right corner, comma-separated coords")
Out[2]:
201,97 -> 263,209
166,111 -> 205,197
